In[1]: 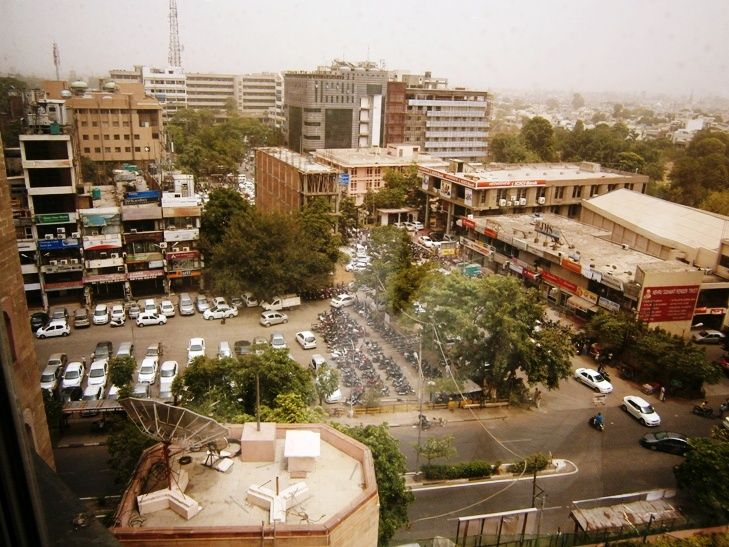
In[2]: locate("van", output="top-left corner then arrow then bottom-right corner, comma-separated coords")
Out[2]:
217,341 -> 232,359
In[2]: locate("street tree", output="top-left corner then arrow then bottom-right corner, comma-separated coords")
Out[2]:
108,356 -> 136,392
414,435 -> 457,467
489,132 -> 538,163
314,363 -> 340,405
334,423 -> 414,546
520,116 -> 556,161
674,437 -> 729,521
261,392 -> 323,423
106,415 -> 155,485
199,187 -> 250,260
584,310 -> 645,355
362,166 -> 423,218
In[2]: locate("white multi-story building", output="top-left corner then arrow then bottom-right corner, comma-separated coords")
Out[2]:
186,72 -> 236,113
235,73 -> 281,122
109,66 -> 187,120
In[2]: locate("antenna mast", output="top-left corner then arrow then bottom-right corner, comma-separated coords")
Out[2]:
52,42 -> 60,80
168,0 -> 182,67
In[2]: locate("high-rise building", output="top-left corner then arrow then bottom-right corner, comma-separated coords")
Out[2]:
109,65 -> 187,120
235,73 -> 281,122
386,71 -> 491,162
283,60 -> 389,154
186,72 -> 236,113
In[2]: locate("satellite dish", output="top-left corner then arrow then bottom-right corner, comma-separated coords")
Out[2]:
120,398 -> 229,491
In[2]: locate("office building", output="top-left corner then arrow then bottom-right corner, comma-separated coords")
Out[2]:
186,72 -> 236,113
235,72 -> 282,122
109,65 -> 187,120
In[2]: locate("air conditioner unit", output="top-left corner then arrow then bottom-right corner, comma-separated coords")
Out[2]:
507,201 -> 513,207
110,253 -> 119,259
186,224 -> 193,229
56,227 -> 66,234
49,260 -> 58,266
167,225 -> 176,230
71,232 -> 80,238
181,246 -> 190,252
130,228 -> 137,233
100,252 -> 108,258
57,233 -> 65,239
60,259 -> 68,265
158,242 -> 167,249
44,234 -> 54,240
70,258 -> 79,264
117,266 -> 125,272
499,199 -> 507,207
519,198 -> 527,206
538,197 -> 546,205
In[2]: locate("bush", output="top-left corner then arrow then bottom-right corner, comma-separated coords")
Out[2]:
421,460 -> 495,481
508,453 -> 550,474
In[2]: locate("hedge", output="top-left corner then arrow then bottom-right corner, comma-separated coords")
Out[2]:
421,460 -> 496,481
507,453 -> 550,474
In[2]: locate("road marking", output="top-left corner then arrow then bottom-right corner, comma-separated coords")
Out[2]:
411,459 -> 579,492
501,438 -> 532,443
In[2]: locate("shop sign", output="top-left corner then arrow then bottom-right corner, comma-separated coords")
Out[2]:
598,297 -> 621,312
462,238 -> 493,257
44,280 -> 84,291
167,269 -> 202,279
84,273 -> 126,284
582,265 -> 602,281
561,258 -> 582,274
600,272 -> 624,291
637,284 -> 700,322
148,260 -> 165,269
421,175 -> 430,191
523,269 -> 540,281
694,306 -> 727,315
18,241 -> 36,252
482,226 -> 498,238
509,261 -> 524,275
39,238 -> 80,251
512,238 -> 527,251
576,287 -> 599,304
461,218 -> 476,230
464,188 -> 473,206
128,270 -> 164,281
541,271 -> 577,293
440,181 -> 452,198
36,213 -> 70,224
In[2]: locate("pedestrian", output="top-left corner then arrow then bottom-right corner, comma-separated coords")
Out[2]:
533,387 -> 542,409
221,316 -> 226,325
659,386 -> 666,402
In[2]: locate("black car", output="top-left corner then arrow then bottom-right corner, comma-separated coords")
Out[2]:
639,431 -> 691,455
234,339 -> 252,356
60,386 -> 83,403
30,311 -> 49,333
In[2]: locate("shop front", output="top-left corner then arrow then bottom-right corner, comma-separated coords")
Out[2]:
85,272 -> 127,301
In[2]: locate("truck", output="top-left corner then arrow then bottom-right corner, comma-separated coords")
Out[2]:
261,294 -> 301,311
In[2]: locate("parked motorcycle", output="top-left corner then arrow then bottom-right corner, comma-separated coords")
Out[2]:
692,404 -> 714,418
589,415 -> 605,431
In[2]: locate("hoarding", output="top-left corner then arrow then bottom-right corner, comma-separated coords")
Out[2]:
637,285 -> 700,322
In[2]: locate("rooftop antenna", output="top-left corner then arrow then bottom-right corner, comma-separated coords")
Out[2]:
168,0 -> 182,67
52,42 -> 60,81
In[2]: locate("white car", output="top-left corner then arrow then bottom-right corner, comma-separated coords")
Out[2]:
196,295 -> 210,313
270,332 -> 287,350
110,304 -> 125,322
622,395 -> 661,426
160,299 -> 176,317
691,329 -> 725,344
187,337 -> 206,363
87,359 -> 109,388
260,310 -> 288,327
136,312 -> 167,327
40,364 -> 63,391
420,235 -> 441,249
345,260 -> 368,272
82,384 -> 104,401
61,362 -> 85,389
574,368 -> 613,394
325,388 -> 343,404
137,356 -> 159,384
331,293 -> 356,308
35,320 -> 70,338
295,330 -> 317,350
159,360 -> 179,393
178,293 -> 195,315
203,305 -> 239,320
92,304 -> 110,325
212,297 -> 228,308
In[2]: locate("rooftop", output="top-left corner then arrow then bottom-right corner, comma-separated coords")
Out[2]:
313,146 -> 448,168
585,188 -> 729,252
258,147 -> 337,175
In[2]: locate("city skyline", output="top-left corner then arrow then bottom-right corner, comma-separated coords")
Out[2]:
1,0 -> 728,99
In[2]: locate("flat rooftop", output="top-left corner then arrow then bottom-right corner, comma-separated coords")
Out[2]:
314,147 -> 448,168
258,147 -> 338,175
474,212 -> 673,284
123,423 -> 371,530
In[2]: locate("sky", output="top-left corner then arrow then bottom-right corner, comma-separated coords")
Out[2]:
1,0 -> 728,98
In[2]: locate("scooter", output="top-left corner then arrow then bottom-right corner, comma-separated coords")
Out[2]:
692,404 -> 714,418
589,416 -> 604,431
110,316 -> 126,328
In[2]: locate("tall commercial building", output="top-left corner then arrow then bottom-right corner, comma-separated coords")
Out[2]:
186,72 -> 236,113
386,72 -> 491,162
284,60 -> 389,154
235,72 -> 281,122
109,65 -> 187,120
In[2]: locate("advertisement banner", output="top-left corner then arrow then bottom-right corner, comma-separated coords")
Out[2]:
541,271 -> 577,293
464,188 -> 473,206
637,285 -> 700,322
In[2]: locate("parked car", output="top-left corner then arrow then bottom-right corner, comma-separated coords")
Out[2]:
270,332 -> 287,350
106,384 -> 121,400
60,386 -> 83,403
259,310 -> 288,327
91,341 -> 113,362
203,305 -> 238,320
691,329 -> 725,344
137,357 -> 159,384
159,360 -> 179,393
35,320 -> 70,338
47,353 -> 68,369
30,311 -> 49,333
178,293 -> 195,315
143,298 -> 158,314
82,384 -> 104,401
136,312 -> 167,327
187,337 -> 206,363
574,368 -> 614,393
50,307 -> 69,323
131,382 -> 151,399
420,235 -> 441,249
110,304 -> 125,322
40,363 -> 64,392
325,388 -> 343,404
73,307 -> 90,328
242,292 -> 259,307
233,339 -> 252,356
92,304 -> 110,325
61,361 -> 85,389
87,359 -> 109,388
217,341 -> 232,359
116,341 -> 135,360
252,336 -> 268,355
127,302 -> 141,319
295,330 -> 317,350
310,354 -> 327,371
622,395 -> 661,426
331,293 -> 356,308
160,299 -> 176,317
212,297 -> 228,308
144,343 -> 163,358
639,431 -> 691,455
196,294 -> 210,313
230,296 -> 244,309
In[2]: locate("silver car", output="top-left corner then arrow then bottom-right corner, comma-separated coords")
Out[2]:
259,310 -> 288,327
179,293 -> 195,315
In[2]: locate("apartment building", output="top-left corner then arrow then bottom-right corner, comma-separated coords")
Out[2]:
186,72 -> 236,113
419,161 -> 648,232
284,60 -> 389,153
235,72 -> 281,121
312,144 -> 447,206
386,72 -> 491,162
109,65 -> 187,120
42,80 -> 164,168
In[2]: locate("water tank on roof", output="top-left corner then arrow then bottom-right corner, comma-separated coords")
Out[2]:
70,81 -> 88,95
103,81 -> 118,92
60,89 -> 72,98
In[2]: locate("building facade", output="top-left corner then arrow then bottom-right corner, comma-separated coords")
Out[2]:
109,65 -> 187,120
255,147 -> 339,214
419,161 -> 648,233
186,72 -> 236,113
283,60 -> 389,154
235,73 -> 281,122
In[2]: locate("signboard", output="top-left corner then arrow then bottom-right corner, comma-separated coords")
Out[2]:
39,238 -> 80,251
421,175 -> 430,191
561,258 -> 582,274
637,285 -> 700,322
164,229 -> 199,242
509,262 -> 524,275
598,297 -> 621,312
83,234 -> 122,251
541,271 -> 577,293
576,287 -> 599,304
84,273 -> 126,284
167,269 -> 202,279
694,306 -> 727,315
338,173 -> 350,185
440,181 -> 452,198
35,213 -> 70,224
534,221 -> 561,240
462,238 -> 493,257
464,188 -> 473,206
123,190 -> 160,205
18,241 -> 37,252
166,250 -> 199,260
148,260 -> 165,269
600,272 -> 624,291
127,269 -> 164,281
461,218 -> 476,230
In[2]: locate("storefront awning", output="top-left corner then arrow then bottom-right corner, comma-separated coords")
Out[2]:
566,295 -> 599,313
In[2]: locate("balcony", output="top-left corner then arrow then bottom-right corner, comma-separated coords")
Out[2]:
85,256 -> 124,269
164,228 -> 199,242
21,264 -> 38,274
42,260 -> 84,274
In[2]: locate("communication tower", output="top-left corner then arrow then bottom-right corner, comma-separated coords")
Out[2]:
168,0 -> 182,67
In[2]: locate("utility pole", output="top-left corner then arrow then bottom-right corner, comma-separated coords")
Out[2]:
52,42 -> 60,81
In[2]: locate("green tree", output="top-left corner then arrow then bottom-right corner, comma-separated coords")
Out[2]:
108,356 -> 136,392
106,415 -> 155,485
261,392 -> 323,423
334,423 -> 414,545
669,131 -> 729,206
314,363 -> 340,405
0,76 -> 27,146
414,435 -> 457,467
41,388 -> 63,433
489,133 -> 537,163
199,187 -> 250,260
701,190 -> 729,215
584,310 -> 644,355
572,93 -> 585,110
674,437 -> 729,521
520,117 -> 556,161
363,165 -> 423,215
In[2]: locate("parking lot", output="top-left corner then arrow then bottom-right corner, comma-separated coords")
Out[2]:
34,295 -> 336,400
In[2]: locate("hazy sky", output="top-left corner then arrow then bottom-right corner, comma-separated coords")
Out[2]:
1,0 -> 728,97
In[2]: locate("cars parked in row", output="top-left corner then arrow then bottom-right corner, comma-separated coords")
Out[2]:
187,337 -> 206,363
73,308 -> 90,328
203,304 -> 238,320
160,300 -> 176,317
159,360 -> 179,393
35,320 -> 70,338
196,295 -> 210,313
295,330 -> 317,349
87,359 -> 109,389
136,312 -> 167,327
92,304 -> 110,325
270,332 -> 286,350
61,362 -> 85,389
138,356 -> 159,384
260,310 -> 288,327
110,305 -> 125,323
179,293 -> 195,315
331,293 -> 355,308
40,359 -> 65,391
30,311 -> 49,333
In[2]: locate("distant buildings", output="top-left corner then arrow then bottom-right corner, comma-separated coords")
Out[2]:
109,65 -> 187,120
186,72 -> 236,113
236,73 -> 283,124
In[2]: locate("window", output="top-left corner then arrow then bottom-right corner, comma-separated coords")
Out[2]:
133,134 -> 140,139
104,147 -> 111,153
91,121 -> 98,127
112,121 -> 119,127
82,135 -> 89,140
83,147 -> 91,153
497,189 -> 508,201
134,147 -> 141,152
80,121 -> 88,127
125,147 -> 131,153
536,186 -> 546,199
123,121 -> 130,127
124,134 -> 130,140
152,132 -> 159,139
554,187 -> 565,199
94,147 -> 101,153
114,147 -> 121,153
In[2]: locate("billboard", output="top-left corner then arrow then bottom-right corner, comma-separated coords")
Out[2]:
637,285 -> 700,322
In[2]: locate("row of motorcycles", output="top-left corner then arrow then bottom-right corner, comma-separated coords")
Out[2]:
692,399 -> 729,418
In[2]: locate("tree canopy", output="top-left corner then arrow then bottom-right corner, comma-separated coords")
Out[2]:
667,130 -> 729,207
363,165 -> 423,214
674,436 -> 729,521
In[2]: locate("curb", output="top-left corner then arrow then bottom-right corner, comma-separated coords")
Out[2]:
56,441 -> 107,448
